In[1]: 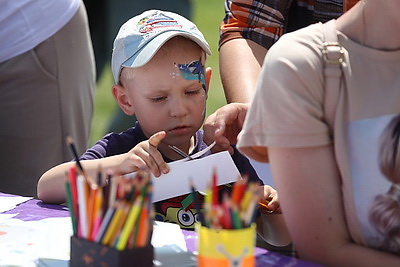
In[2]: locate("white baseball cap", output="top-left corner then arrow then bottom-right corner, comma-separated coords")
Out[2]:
111,9 -> 212,83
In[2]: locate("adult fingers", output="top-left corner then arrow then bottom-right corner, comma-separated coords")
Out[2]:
203,112 -> 224,145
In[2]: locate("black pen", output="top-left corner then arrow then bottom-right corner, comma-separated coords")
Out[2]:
66,135 -> 84,174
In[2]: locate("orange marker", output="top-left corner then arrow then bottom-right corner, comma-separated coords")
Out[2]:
259,201 -> 269,211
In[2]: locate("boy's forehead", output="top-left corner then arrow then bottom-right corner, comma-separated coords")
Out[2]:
155,36 -> 206,62
160,36 -> 202,49
121,57 -> 206,91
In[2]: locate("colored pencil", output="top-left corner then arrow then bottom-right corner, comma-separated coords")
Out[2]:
200,171 -> 262,230
101,202 -> 126,246
77,175 -> 89,239
87,183 -> 98,239
64,169 -> 153,250
65,177 -> 77,235
90,186 -> 103,241
110,203 -> 130,247
135,203 -> 149,247
116,196 -> 142,250
68,166 -> 79,230
94,205 -> 116,243
211,168 -> 218,205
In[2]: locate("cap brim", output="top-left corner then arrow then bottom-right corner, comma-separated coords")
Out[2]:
122,30 -> 212,68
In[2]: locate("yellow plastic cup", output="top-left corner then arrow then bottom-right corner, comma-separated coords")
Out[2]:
196,223 -> 256,267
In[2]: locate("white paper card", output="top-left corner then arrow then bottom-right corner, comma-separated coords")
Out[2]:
150,151 -> 240,202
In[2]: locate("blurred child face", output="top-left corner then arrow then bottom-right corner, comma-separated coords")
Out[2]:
118,38 -> 211,148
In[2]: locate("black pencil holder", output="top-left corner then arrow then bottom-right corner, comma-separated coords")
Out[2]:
70,236 -> 154,267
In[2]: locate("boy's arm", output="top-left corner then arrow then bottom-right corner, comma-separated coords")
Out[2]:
37,131 -> 169,204
37,154 -> 126,204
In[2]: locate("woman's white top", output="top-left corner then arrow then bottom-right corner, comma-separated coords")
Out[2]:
0,0 -> 80,63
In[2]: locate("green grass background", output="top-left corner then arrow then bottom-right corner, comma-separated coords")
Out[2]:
89,0 -> 227,146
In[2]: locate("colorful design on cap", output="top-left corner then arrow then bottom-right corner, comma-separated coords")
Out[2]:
138,12 -> 182,34
177,60 -> 206,91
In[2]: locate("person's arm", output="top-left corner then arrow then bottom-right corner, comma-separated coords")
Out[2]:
219,38 -> 267,103
219,0 -> 287,103
37,131 -> 169,204
269,145 -> 400,266
37,154 -> 127,204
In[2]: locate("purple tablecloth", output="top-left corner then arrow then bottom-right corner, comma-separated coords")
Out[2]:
1,193 -> 322,266
2,193 -> 70,221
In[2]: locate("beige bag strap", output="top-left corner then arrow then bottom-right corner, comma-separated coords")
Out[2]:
321,20 -> 344,131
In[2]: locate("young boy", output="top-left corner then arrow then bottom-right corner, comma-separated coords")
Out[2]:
37,10 -> 279,229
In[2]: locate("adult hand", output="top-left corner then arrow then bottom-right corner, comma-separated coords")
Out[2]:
119,131 -> 169,177
203,103 -> 249,154
258,185 -> 281,213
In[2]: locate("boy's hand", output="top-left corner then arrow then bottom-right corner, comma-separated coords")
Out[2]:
120,131 -> 169,177
258,185 -> 281,213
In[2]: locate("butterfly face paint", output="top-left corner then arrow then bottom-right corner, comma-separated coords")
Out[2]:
169,59 -> 207,122
175,60 -> 207,91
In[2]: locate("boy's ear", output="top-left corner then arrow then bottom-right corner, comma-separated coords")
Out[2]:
204,67 -> 212,94
112,84 -> 135,116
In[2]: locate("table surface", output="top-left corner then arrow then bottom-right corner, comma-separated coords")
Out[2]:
1,192 -> 322,266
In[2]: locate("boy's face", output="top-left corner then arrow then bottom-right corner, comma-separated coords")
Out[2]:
115,39 -> 211,148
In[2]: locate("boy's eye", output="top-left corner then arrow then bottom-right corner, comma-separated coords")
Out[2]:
186,89 -> 202,96
150,96 -> 167,102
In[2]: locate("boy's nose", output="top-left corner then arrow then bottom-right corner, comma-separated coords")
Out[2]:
170,97 -> 189,117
